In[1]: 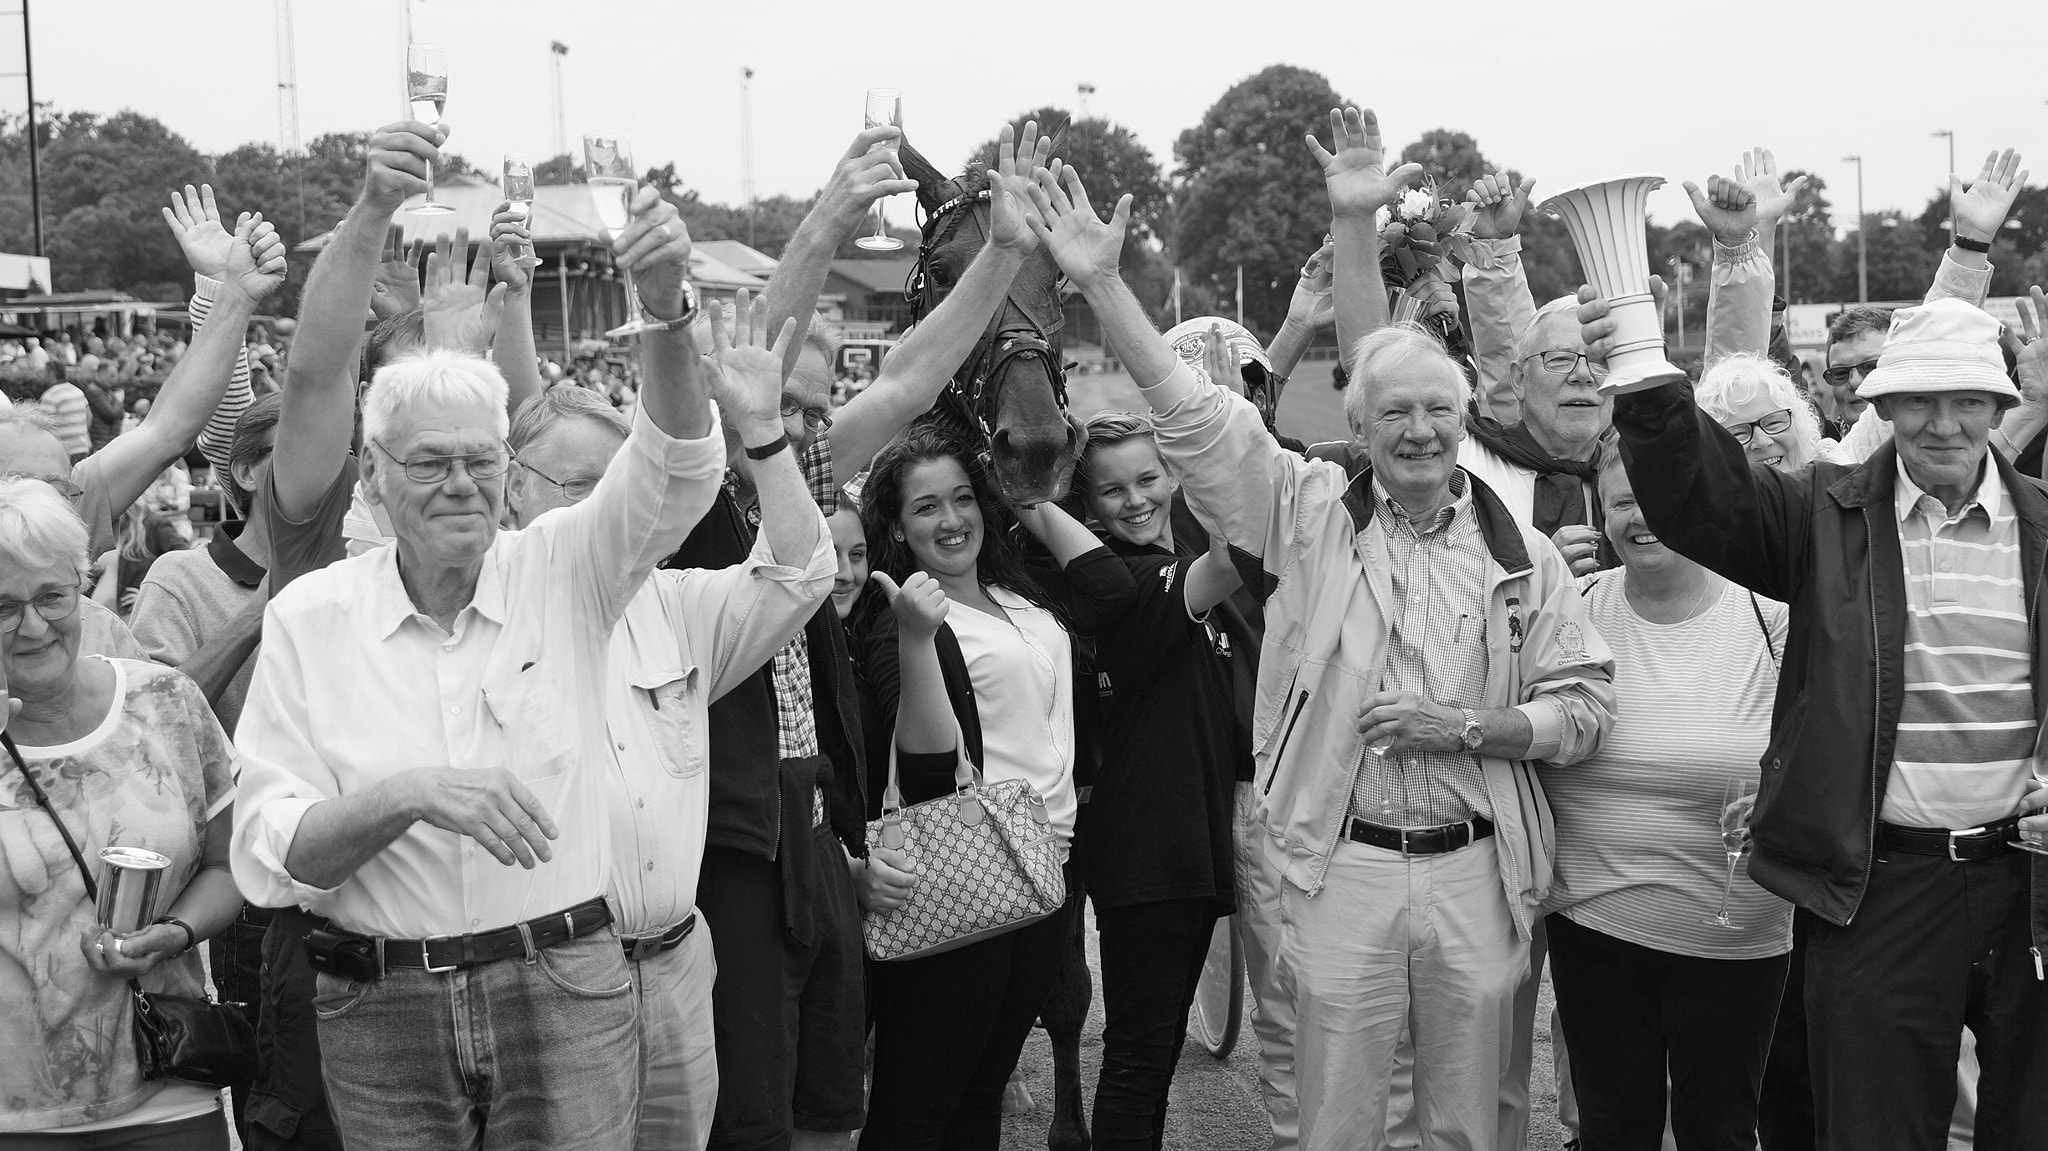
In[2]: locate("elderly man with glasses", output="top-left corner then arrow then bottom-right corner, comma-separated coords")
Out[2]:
228,164 -> 717,1150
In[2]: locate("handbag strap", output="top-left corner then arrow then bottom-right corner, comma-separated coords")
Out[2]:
881,720 -> 979,819
1748,592 -> 1780,668
3,731 -> 98,903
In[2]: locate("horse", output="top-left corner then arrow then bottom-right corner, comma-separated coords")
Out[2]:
896,136 -> 1082,506
895,133 -> 1094,1151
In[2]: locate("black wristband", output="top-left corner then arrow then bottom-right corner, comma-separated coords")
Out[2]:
1953,233 -> 1992,254
743,434 -> 791,461
154,915 -> 196,955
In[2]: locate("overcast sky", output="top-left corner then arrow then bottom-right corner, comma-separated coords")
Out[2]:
13,0 -> 2047,237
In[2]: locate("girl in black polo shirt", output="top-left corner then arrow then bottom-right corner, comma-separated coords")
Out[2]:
1073,412 -> 1245,1151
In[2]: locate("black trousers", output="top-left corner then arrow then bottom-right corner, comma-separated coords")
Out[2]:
208,905 -> 267,1140
1756,914 -> 1815,1151
1806,847 -> 2048,1151
860,883 -> 1079,1151
1091,898 -> 1223,1151
247,905 -> 344,1151
1546,913 -> 1789,1151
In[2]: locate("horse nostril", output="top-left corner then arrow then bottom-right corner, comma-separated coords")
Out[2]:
992,428 -> 1014,455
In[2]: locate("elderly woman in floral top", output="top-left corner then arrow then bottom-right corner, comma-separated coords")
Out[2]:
0,477 -> 241,1149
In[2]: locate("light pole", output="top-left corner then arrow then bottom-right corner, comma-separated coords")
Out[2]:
1843,154 -> 1867,303
1932,129 -> 1956,240
550,41 -> 570,162
19,0 -> 41,256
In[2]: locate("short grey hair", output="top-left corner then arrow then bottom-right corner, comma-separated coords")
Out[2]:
1342,323 -> 1473,433
361,351 -> 510,447
1511,295 -> 1584,365
0,475 -> 91,577
508,384 -> 631,454
0,404 -> 63,440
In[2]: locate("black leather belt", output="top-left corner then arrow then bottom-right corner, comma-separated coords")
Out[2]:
1347,816 -> 1495,856
237,904 -> 276,929
620,912 -> 697,962
1880,816 -> 2021,862
346,897 -> 612,975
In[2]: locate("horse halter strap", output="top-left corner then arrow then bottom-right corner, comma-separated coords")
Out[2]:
909,188 -> 1069,444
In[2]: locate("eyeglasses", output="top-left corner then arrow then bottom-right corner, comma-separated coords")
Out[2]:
2,473 -> 84,503
1524,349 -> 1610,379
1821,358 -> 1881,387
371,440 -> 511,484
0,583 -> 83,634
517,458 -> 600,502
781,399 -> 834,431
1720,408 -> 1795,446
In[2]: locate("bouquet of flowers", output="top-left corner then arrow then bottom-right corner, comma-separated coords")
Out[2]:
1374,179 -> 1477,290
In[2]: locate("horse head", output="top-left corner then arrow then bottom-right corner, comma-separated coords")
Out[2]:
898,134 -> 1079,506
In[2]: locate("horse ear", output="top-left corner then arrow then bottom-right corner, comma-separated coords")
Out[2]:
899,137 -> 955,214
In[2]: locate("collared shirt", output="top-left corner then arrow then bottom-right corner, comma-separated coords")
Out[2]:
229,407 -> 724,939
603,526 -> 835,935
1885,459 -> 2036,828
1348,470 -> 1495,826
725,431 -> 834,767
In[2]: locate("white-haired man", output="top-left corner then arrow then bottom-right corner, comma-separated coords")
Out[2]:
502,296 -> 834,1151
230,176 -> 717,1150
1028,158 -> 1615,1150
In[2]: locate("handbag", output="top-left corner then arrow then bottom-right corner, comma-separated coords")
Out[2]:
861,729 -> 1067,961
3,732 -> 258,1088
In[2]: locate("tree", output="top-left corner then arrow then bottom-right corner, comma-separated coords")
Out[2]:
1399,129 -> 1490,203
533,152 -> 583,186
1171,66 -> 1349,338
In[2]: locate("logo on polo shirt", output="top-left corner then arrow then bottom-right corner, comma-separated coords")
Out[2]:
1555,621 -> 1587,664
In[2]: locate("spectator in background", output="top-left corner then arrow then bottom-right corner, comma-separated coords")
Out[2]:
1817,307 -> 1888,439
39,375 -> 90,462
80,359 -> 125,454
92,465 -> 194,619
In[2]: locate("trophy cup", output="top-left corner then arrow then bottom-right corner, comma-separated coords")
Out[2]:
1539,175 -> 1688,394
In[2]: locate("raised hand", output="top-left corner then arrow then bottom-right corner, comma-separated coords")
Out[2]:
2009,286 -> 2048,402
707,288 -> 799,437
1734,148 -> 1807,230
1284,239 -> 1336,332
1684,174 -> 1760,247
1402,271 -> 1460,327
1305,107 -> 1424,221
370,224 -> 423,321
818,125 -> 920,233
1576,276 -> 1668,365
1465,172 -> 1535,242
611,185 -> 694,321
1023,164 -> 1132,290
225,214 -> 288,303
988,120 -> 1051,255
363,120 -> 447,213
487,201 -> 534,293
1202,320 -> 1240,390
870,570 -> 949,641
1953,148 -> 2029,247
421,227 -> 506,354
161,185 -> 250,279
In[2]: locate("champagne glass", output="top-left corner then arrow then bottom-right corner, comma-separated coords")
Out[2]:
406,44 -> 454,216
502,153 -> 542,269
1702,774 -> 1760,931
2015,773 -> 2048,855
583,133 -> 654,339
855,88 -> 904,252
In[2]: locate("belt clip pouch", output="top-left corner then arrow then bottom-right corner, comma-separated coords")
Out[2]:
303,928 -> 380,981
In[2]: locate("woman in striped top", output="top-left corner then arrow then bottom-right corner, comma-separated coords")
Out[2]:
1540,439 -> 1792,1149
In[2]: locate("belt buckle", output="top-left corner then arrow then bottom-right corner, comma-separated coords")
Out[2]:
420,933 -> 463,974
623,934 -> 661,962
1950,825 -> 1988,862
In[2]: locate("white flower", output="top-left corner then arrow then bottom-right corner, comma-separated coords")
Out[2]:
1374,205 -> 1392,232
1398,188 -> 1434,221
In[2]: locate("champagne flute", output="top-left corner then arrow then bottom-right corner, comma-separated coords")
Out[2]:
1702,774 -> 1760,930
2015,773 -> 2048,854
855,88 -> 904,252
406,44 -> 454,216
503,153 -> 542,269
583,133 -> 654,339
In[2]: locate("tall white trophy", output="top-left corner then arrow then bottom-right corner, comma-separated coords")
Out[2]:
1540,175 -> 1687,393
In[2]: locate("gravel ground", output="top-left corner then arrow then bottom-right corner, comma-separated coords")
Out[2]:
1000,909 -> 1572,1151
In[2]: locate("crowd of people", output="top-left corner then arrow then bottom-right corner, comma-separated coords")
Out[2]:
0,91 -> 2044,1151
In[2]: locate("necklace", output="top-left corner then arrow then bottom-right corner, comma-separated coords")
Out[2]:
1630,572 -> 1712,624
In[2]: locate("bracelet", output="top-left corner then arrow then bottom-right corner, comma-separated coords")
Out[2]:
1953,233 -> 1992,254
154,915 -> 196,955
743,433 -> 791,461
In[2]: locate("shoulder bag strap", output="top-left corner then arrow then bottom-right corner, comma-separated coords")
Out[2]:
4,731 -> 99,902
1749,592 -> 1780,667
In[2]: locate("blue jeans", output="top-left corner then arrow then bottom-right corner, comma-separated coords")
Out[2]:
311,932 -> 639,1151
631,921 -> 718,1151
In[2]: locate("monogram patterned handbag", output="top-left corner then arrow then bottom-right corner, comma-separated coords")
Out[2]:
861,731 -> 1067,961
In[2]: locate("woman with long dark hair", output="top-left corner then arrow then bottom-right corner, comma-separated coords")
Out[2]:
853,424 -> 1135,1151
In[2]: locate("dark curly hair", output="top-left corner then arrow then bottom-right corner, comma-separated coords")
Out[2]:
860,422 -> 1059,617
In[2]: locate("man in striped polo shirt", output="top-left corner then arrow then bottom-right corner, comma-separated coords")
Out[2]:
1608,295 -> 2048,1150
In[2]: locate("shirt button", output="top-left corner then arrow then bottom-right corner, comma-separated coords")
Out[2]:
646,861 -> 656,872
470,918 -> 480,928
616,742 -> 627,751
637,798 -> 646,808
448,705 -> 461,716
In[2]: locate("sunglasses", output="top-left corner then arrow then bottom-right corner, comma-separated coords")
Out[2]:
1821,358 -> 1880,387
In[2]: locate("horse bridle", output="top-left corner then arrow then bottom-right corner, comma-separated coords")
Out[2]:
905,186 -> 1070,444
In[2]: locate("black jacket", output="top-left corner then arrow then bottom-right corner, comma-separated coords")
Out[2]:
1616,381 -> 2048,946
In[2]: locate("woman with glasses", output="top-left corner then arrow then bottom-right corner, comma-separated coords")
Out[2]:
1693,352 -> 1836,473
0,476 -> 242,1148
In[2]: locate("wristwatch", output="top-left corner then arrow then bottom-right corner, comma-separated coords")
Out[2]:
639,281 -> 702,332
1458,708 -> 1484,752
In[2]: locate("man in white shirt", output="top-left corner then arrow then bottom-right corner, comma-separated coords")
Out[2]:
230,150 -> 717,1150
503,320 -> 833,1151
